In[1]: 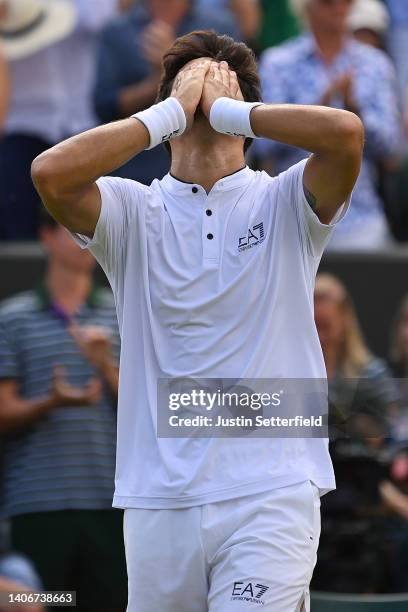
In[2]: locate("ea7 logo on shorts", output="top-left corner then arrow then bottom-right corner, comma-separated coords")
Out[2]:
238,222 -> 265,252
231,581 -> 270,605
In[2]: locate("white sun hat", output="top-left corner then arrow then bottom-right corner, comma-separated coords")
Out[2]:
0,0 -> 77,61
348,0 -> 390,36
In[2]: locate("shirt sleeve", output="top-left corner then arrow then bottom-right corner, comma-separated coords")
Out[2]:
0,314 -> 19,380
278,158 -> 351,259
72,176 -> 149,282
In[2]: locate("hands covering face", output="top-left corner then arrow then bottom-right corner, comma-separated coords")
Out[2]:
171,59 -> 244,131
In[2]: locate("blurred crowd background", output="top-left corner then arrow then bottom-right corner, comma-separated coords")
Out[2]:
0,0 -> 408,610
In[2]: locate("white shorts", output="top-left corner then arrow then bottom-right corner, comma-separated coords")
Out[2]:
123,480 -> 321,612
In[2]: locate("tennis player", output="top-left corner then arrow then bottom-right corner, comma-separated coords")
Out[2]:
32,30 -> 363,612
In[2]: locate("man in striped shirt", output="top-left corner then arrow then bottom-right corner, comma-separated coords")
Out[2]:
0,215 -> 126,611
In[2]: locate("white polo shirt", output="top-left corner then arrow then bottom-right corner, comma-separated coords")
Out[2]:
74,158 -> 349,509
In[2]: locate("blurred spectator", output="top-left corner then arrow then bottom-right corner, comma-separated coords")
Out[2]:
118,0 -> 139,10
0,553 -> 42,593
313,273 -> 398,593
314,273 -> 397,434
0,0 -> 117,241
94,0 -> 239,185
312,435 -> 391,593
54,0 -> 119,139
389,295 -> 408,442
256,0 -> 401,251
384,0 -> 408,104
0,3 -> 6,122
0,436 -> 44,612
257,0 -> 300,51
0,42 -> 8,131
0,577 -> 43,612
0,0 -> 76,241
196,0 -> 261,42
346,1 -> 408,243
390,294 -> 408,380
348,0 -> 390,50
0,550 -> 44,612
379,444 -> 408,593
0,215 -> 126,610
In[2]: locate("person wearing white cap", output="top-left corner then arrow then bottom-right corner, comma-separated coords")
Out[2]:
32,29 -> 364,611
0,0 -> 118,240
384,0 -> 408,104
255,0 -> 401,251
348,0 -> 390,49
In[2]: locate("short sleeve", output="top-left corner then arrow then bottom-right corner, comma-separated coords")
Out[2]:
278,158 -> 351,259
0,314 -> 19,380
72,176 -> 149,281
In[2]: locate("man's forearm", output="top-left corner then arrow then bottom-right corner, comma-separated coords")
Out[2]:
31,92 -> 187,234
251,104 -> 363,156
249,103 -> 363,222
32,118 -> 149,199
31,117 -> 150,233
0,395 -> 55,433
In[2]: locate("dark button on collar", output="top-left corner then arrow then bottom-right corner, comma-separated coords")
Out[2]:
192,186 -> 198,194
207,233 -> 214,240
206,209 -> 212,216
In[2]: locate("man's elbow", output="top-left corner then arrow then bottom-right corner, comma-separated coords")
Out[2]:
31,152 -> 61,201
339,111 -> 365,157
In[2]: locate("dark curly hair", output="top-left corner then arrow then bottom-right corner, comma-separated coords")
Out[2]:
156,30 -> 262,152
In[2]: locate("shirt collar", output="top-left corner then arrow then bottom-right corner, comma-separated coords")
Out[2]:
160,166 -> 254,198
35,284 -> 100,311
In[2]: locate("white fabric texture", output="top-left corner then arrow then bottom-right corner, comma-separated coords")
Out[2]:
124,480 -> 321,612
73,158 -> 350,509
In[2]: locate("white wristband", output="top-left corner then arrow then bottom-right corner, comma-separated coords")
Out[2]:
132,97 -> 187,150
209,97 -> 263,139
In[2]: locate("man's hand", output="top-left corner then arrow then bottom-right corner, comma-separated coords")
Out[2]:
140,20 -> 175,72
200,61 -> 244,119
171,59 -> 211,130
50,366 -> 102,408
69,324 -> 113,370
70,325 -> 119,397
321,72 -> 358,114
0,367 -> 103,433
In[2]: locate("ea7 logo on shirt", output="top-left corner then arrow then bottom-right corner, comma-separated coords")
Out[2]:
231,581 -> 270,605
238,222 -> 265,252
